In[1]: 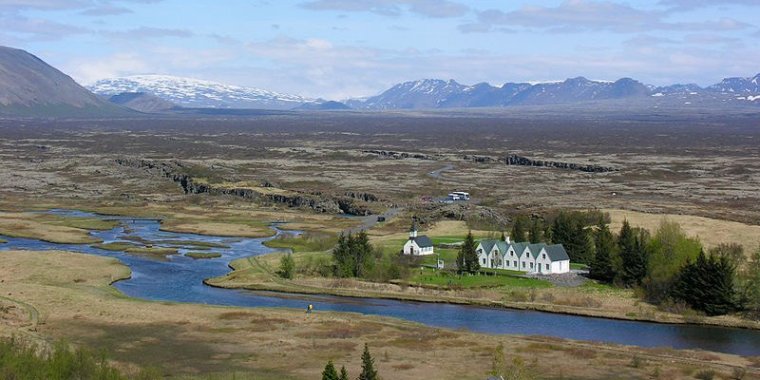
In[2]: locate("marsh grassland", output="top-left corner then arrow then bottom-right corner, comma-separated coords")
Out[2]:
1,111 -> 760,378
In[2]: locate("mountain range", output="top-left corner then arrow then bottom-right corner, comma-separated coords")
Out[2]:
1,45 -> 758,117
346,75 -> 760,110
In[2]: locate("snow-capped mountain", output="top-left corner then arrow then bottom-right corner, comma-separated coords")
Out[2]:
708,74 -> 760,94
88,75 -> 310,110
349,77 -> 650,109
349,74 -> 760,109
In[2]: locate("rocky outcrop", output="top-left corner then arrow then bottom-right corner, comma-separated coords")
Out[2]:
504,154 -> 617,173
409,202 -> 510,229
362,150 -> 434,160
462,155 -> 496,163
114,158 -> 374,215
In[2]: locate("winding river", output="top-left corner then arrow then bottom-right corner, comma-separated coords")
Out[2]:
2,209 -> 760,356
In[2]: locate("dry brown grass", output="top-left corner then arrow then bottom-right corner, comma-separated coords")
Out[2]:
1,249 -> 758,379
0,212 -> 100,244
607,209 -> 760,252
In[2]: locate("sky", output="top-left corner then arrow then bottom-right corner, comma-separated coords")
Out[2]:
1,0 -> 759,99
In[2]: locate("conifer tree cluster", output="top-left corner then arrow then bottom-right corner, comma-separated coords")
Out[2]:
551,211 -> 594,264
332,231 -> 374,278
321,344 -> 377,380
671,250 -> 738,316
456,231 -> 480,274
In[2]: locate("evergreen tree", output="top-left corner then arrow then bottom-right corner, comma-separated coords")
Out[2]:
351,230 -> 373,278
618,220 -> 648,287
457,231 -> 480,273
511,216 -> 527,242
279,253 -> 295,279
333,233 -> 353,278
339,366 -> 349,380
590,219 -> 616,283
528,219 -> 542,243
543,223 -> 553,244
551,212 -> 592,264
740,246 -> 760,318
671,250 -> 737,316
500,231 -> 506,242
358,344 -> 378,380
322,361 -> 339,380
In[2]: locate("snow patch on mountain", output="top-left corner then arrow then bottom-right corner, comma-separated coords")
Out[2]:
88,75 -> 310,109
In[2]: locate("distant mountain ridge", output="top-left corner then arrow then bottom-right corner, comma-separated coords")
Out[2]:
0,46 -> 126,116
89,75 -> 310,110
107,92 -> 176,113
347,74 -> 760,110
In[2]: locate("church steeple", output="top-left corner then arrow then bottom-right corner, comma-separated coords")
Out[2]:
409,218 -> 418,239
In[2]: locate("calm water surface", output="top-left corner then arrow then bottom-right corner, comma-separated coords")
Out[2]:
2,209 -> 760,356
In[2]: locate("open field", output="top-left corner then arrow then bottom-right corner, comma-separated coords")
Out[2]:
2,249 -> 759,380
0,212 -> 100,244
607,208 -> 760,252
1,112 -> 760,378
1,112 -> 760,227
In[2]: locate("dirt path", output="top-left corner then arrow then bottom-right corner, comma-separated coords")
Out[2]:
428,164 -> 454,179
346,207 -> 403,234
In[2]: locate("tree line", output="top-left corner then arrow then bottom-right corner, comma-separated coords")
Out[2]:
585,218 -> 759,317
508,210 -> 759,317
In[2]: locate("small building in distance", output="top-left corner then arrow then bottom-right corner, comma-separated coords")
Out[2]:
475,236 -> 570,274
402,221 -> 434,256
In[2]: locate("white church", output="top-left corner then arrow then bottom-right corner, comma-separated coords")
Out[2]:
402,221 -> 434,256
476,237 -> 570,274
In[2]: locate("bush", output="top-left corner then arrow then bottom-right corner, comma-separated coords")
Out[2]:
0,337 -> 157,380
694,369 -> 716,380
279,253 -> 295,279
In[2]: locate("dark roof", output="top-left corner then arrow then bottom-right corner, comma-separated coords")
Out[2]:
545,244 -> 570,261
413,235 -> 434,248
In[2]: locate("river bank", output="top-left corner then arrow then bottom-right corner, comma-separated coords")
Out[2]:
206,251 -> 760,331
2,249 -> 759,380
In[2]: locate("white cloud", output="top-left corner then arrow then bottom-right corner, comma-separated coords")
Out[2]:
66,53 -> 150,84
300,0 -> 469,18
461,0 -> 751,34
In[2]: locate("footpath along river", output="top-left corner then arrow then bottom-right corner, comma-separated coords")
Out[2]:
2,209 -> 760,356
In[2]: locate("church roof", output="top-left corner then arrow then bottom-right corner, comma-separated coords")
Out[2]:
413,235 -> 434,248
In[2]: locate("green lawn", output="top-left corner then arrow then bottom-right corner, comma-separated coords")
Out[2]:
408,267 -> 551,289
186,251 -> 222,259
571,263 -> 589,270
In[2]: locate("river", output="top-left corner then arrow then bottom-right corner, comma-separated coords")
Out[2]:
1,209 -> 759,356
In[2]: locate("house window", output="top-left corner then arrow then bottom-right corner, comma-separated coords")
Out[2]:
522,262 -> 525,268
514,260 -> 517,267
542,253 -> 546,259
530,263 -> 533,269
545,264 -> 549,270
482,258 -> 486,264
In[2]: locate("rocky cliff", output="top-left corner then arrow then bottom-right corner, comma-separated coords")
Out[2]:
115,158 -> 376,215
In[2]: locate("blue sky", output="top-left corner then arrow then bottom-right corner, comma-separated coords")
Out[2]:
1,0 -> 758,99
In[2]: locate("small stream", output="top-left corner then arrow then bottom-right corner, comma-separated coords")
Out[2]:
2,209 -> 760,356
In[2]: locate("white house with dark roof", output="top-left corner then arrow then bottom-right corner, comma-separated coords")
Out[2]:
476,237 -> 570,274
402,221 -> 434,256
